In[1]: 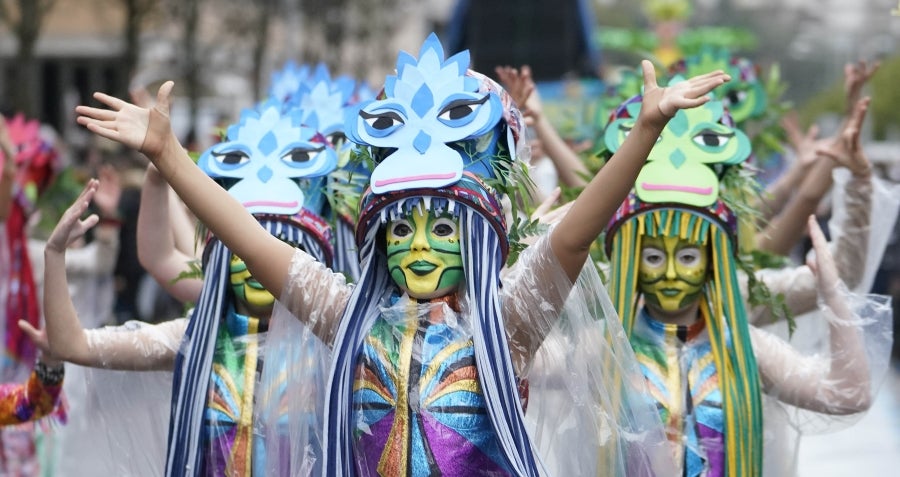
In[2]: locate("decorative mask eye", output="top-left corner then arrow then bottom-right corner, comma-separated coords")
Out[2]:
282,146 -> 324,164
619,124 -> 662,144
676,248 -> 701,266
723,88 -> 748,108
360,110 -> 404,130
641,248 -> 665,267
431,217 -> 457,237
327,132 -> 347,147
692,129 -> 734,148
213,150 -> 250,166
437,96 -> 490,126
389,219 -> 413,239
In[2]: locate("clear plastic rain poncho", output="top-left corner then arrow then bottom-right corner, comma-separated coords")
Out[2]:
751,169 -> 899,476
256,33 -> 672,477
598,77 -> 895,475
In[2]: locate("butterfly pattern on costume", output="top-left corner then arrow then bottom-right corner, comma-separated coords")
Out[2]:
631,309 -> 725,477
352,307 -> 512,476
203,311 -> 262,477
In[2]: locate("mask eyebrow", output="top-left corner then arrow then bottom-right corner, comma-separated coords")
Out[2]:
438,94 -> 489,115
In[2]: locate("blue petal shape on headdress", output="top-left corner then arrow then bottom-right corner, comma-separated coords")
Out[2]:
198,101 -> 337,216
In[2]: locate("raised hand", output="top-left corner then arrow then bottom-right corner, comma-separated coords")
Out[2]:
781,113 -> 829,168
46,179 -> 100,253
76,81 -> 175,159
16,321 -> 59,366
844,60 -> 879,113
816,97 -> 872,178
94,165 -> 122,217
807,215 -> 842,304
639,60 -> 730,128
495,65 -> 542,119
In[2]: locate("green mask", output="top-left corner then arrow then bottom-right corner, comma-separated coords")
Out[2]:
230,254 -> 275,311
639,235 -> 708,312
386,208 -> 463,299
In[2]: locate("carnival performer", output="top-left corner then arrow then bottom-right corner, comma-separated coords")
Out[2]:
0,114 -> 58,381
26,98 -> 338,476
75,33 -> 731,476
0,112 -> 59,474
601,85 -> 891,476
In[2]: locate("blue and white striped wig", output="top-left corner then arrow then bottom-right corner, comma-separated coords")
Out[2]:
323,177 -> 543,475
165,216 -> 331,477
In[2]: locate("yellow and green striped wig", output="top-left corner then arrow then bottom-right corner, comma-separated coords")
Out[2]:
605,194 -> 763,476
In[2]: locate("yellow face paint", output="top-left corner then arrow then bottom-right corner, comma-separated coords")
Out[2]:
638,235 -> 709,312
230,254 -> 275,312
386,208 -> 463,299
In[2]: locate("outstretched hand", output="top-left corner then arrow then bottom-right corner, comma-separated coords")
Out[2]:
76,81 -> 175,159
638,60 -> 730,128
495,65 -> 542,119
46,179 -> 101,253
844,60 -> 879,113
781,113 -> 829,168
807,215 -> 841,298
816,97 -> 872,178
94,165 -> 122,217
17,321 -> 59,366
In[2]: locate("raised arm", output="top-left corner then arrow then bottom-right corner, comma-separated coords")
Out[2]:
752,216 -> 872,414
758,115 -> 823,221
24,180 -> 183,371
496,65 -> 590,188
75,82 -> 295,301
756,98 -> 872,255
137,163 -> 203,303
550,61 -> 730,281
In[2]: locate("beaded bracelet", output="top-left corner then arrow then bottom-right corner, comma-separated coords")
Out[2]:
34,360 -> 64,386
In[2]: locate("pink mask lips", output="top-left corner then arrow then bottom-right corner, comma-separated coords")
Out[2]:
374,172 -> 457,188
242,200 -> 300,209
640,182 -> 713,195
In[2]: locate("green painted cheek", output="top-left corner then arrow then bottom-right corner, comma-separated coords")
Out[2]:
231,282 -> 246,303
435,255 -> 463,290
387,238 -> 412,289
429,232 -> 463,291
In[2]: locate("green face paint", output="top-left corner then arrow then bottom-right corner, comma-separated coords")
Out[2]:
638,235 -> 709,312
230,254 -> 275,311
385,208 -> 463,299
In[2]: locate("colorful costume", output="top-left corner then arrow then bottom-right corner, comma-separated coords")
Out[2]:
163,101 -> 338,476
0,114 -> 59,476
0,115 -> 59,380
602,84 -> 892,476
0,361 -> 64,426
258,34 -> 669,477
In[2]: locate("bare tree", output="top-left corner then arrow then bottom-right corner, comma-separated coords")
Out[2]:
122,0 -> 160,95
0,0 -> 57,116
250,0 -> 276,102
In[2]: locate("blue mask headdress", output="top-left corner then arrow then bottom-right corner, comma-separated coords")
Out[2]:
198,100 -> 338,219
283,63 -> 374,281
325,33 -> 541,476
289,63 -> 357,145
167,102 -> 337,476
346,33 -> 520,196
268,61 -> 310,104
